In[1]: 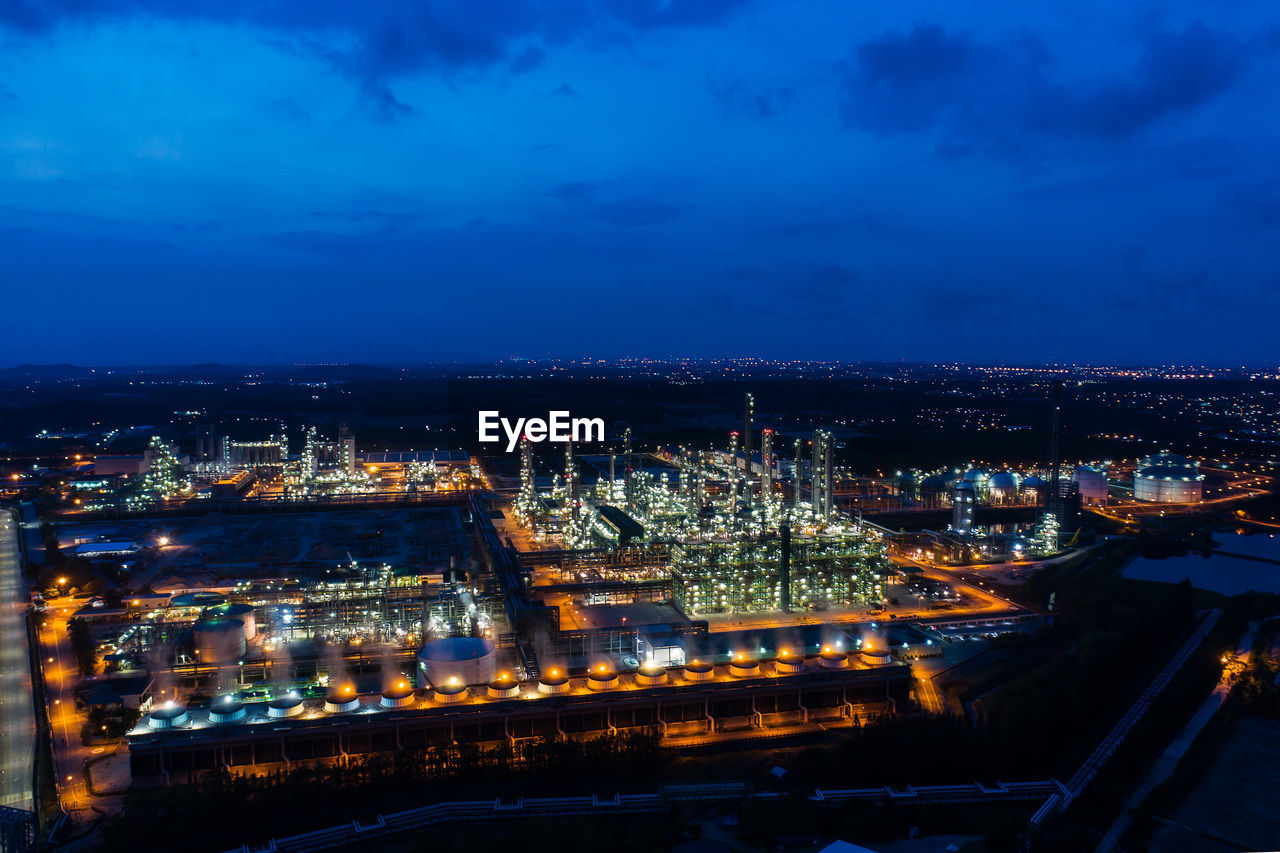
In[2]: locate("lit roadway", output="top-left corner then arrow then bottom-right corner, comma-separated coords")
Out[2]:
39,595 -> 101,819
0,510 -> 35,810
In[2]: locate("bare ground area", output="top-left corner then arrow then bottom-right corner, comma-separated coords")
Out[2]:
1149,714 -> 1280,852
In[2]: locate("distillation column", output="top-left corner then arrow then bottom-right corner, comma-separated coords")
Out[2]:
761,428 -> 774,505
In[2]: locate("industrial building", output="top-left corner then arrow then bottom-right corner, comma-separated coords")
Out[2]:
127,653 -> 910,781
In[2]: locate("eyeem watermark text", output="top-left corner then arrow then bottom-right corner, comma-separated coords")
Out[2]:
478,411 -> 604,452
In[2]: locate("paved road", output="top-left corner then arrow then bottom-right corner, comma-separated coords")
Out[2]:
0,509 -> 35,810
39,598 -> 96,817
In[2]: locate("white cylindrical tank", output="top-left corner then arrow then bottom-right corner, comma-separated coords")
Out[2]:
147,702 -> 189,729
208,697 -> 246,723
267,694 -> 305,718
774,649 -> 805,674
380,683 -> 416,708
1072,465 -> 1109,504
818,648 -> 849,669
537,668 -> 571,695
194,618 -> 247,663
634,665 -> 668,687
417,637 -> 496,686
324,687 -> 361,713
1134,453 -> 1203,502
681,660 -> 715,682
728,654 -> 760,678
587,665 -> 620,691
487,674 -> 520,699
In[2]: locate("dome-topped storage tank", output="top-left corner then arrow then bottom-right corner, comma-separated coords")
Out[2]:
1071,465 -> 1109,505
417,637 -> 496,686
987,471 -> 1021,503
1134,453 -> 1203,503
918,474 -> 954,508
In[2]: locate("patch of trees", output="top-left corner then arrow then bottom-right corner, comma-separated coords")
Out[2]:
66,617 -> 96,676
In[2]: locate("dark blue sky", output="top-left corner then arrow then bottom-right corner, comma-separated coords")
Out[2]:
2,1 -> 1277,365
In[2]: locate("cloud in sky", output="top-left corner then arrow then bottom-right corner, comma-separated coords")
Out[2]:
0,0 -> 1277,364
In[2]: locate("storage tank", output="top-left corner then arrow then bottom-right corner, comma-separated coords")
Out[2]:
1021,474 -> 1045,498
634,664 -> 668,687
962,468 -> 989,490
216,603 -> 257,640
267,693 -> 305,718
323,685 -> 361,713
1071,465 -> 1109,505
193,618 -> 247,664
537,667 -> 571,695
433,678 -> 468,704
895,471 -> 918,501
147,701 -> 189,729
987,471 -> 1021,503
487,673 -> 520,699
774,648 -> 805,674
208,696 -> 246,723
417,637 -> 496,686
682,659 -> 715,682
380,680 -> 415,708
728,653 -> 760,678
1134,453 -> 1202,503
587,664 -> 620,691
818,647 -> 849,669
860,648 -> 892,666
919,474 -> 954,509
